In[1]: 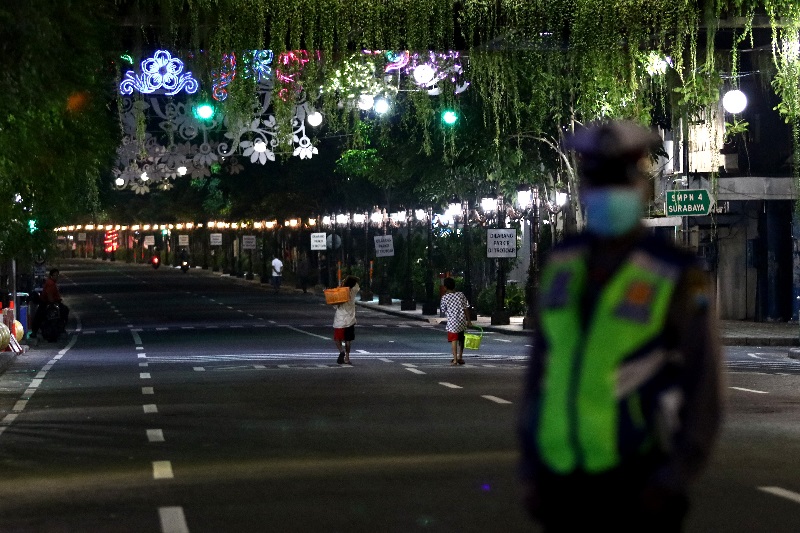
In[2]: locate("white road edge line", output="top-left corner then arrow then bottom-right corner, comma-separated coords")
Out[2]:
730,386 -> 769,394
482,395 -> 513,405
158,506 -> 190,533
758,486 -> 800,505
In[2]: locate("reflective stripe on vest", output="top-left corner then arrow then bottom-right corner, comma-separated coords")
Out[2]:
537,248 -> 679,474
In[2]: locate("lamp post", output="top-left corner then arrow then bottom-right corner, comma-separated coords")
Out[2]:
490,193 -> 510,326
421,207 -> 437,315
518,187 -> 540,330
378,209 -> 392,305
401,208 -> 416,311
461,199 -> 476,320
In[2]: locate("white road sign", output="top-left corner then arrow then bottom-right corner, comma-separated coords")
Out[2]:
178,234 -> 189,246
311,232 -> 327,251
210,233 -> 223,246
143,235 -> 155,247
487,229 -> 517,258
374,235 -> 395,257
242,235 -> 257,250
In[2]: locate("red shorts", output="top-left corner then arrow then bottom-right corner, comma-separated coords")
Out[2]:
447,331 -> 465,343
334,325 -> 355,341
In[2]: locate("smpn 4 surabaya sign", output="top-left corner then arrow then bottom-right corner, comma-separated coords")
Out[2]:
665,189 -> 713,216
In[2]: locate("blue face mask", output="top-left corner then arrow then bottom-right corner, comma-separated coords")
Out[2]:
582,187 -> 643,237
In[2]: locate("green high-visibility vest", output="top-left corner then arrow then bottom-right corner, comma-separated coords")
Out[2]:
537,246 -> 680,474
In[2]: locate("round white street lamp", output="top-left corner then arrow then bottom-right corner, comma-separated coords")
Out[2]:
723,89 -> 747,114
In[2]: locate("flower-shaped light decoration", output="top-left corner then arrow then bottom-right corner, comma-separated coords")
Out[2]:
130,176 -> 150,195
384,50 -> 410,73
158,180 -> 174,191
293,134 -> 318,159
119,50 -> 199,96
189,162 -> 211,179
226,156 -> 245,175
242,138 -> 275,164
193,142 -> 219,167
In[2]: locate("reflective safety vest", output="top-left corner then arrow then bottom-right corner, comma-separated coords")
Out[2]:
537,244 -> 682,474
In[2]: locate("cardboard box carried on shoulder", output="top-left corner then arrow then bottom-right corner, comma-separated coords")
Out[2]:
324,287 -> 350,305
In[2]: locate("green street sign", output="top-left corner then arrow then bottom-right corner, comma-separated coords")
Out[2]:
665,189 -> 713,216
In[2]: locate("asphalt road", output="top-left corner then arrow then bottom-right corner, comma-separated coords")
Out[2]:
0,260 -> 798,532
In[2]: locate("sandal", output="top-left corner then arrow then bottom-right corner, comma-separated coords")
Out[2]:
337,352 -> 345,364
457,359 -> 465,365
451,360 -> 458,366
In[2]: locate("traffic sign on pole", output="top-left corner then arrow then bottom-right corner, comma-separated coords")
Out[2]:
665,189 -> 713,216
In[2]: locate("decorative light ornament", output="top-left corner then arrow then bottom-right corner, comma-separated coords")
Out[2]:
140,172 -> 149,181
373,97 -> 390,115
253,140 -> 268,153
307,111 -> 323,127
194,103 -> 215,120
413,64 -> 436,85
177,166 -> 188,176
358,94 -> 375,111
442,110 -> 458,125
115,177 -> 125,187
119,50 -> 199,96
517,189 -> 532,209
723,89 -> 747,114
370,210 -> 384,225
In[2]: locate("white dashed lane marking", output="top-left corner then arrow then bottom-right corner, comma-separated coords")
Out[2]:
439,382 -> 463,389
159,506 -> 190,533
147,429 -> 165,443
758,487 -> 800,505
143,404 -> 158,414
481,395 -> 512,405
152,461 -> 174,480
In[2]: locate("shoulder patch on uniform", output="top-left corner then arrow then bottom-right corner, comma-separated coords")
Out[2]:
614,280 -> 655,322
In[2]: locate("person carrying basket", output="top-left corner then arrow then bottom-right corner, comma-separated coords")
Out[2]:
439,277 -> 472,365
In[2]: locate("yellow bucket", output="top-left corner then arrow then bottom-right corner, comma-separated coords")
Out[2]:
464,326 -> 483,350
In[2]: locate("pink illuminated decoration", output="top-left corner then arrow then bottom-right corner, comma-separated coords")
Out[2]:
384,50 -> 409,73
276,50 -> 312,101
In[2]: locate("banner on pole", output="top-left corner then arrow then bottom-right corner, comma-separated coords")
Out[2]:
311,232 -> 327,251
374,235 -> 395,257
487,229 -> 517,258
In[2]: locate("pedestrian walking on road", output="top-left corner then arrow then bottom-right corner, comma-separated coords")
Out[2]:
333,275 -> 360,365
439,277 -> 471,365
518,120 -> 724,533
271,254 -> 283,293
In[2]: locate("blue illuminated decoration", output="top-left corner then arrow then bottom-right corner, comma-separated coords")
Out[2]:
119,50 -> 199,96
212,50 -> 274,101
249,50 -> 274,82
212,54 -> 237,101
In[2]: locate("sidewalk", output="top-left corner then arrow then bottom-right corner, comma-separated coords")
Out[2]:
355,297 -> 800,347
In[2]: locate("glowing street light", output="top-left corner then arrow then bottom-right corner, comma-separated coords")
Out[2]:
723,89 -> 747,114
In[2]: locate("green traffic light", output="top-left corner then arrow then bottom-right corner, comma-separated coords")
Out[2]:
194,103 -> 215,120
442,110 -> 458,125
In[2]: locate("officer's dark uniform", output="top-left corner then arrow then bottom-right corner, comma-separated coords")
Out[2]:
518,121 -> 724,533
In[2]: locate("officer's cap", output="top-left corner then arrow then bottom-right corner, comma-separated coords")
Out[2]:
565,120 -> 662,186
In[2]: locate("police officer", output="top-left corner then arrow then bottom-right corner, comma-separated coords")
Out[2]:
518,120 -> 724,532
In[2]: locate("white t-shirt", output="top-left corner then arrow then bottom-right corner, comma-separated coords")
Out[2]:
271,258 -> 283,276
333,284 -> 360,328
